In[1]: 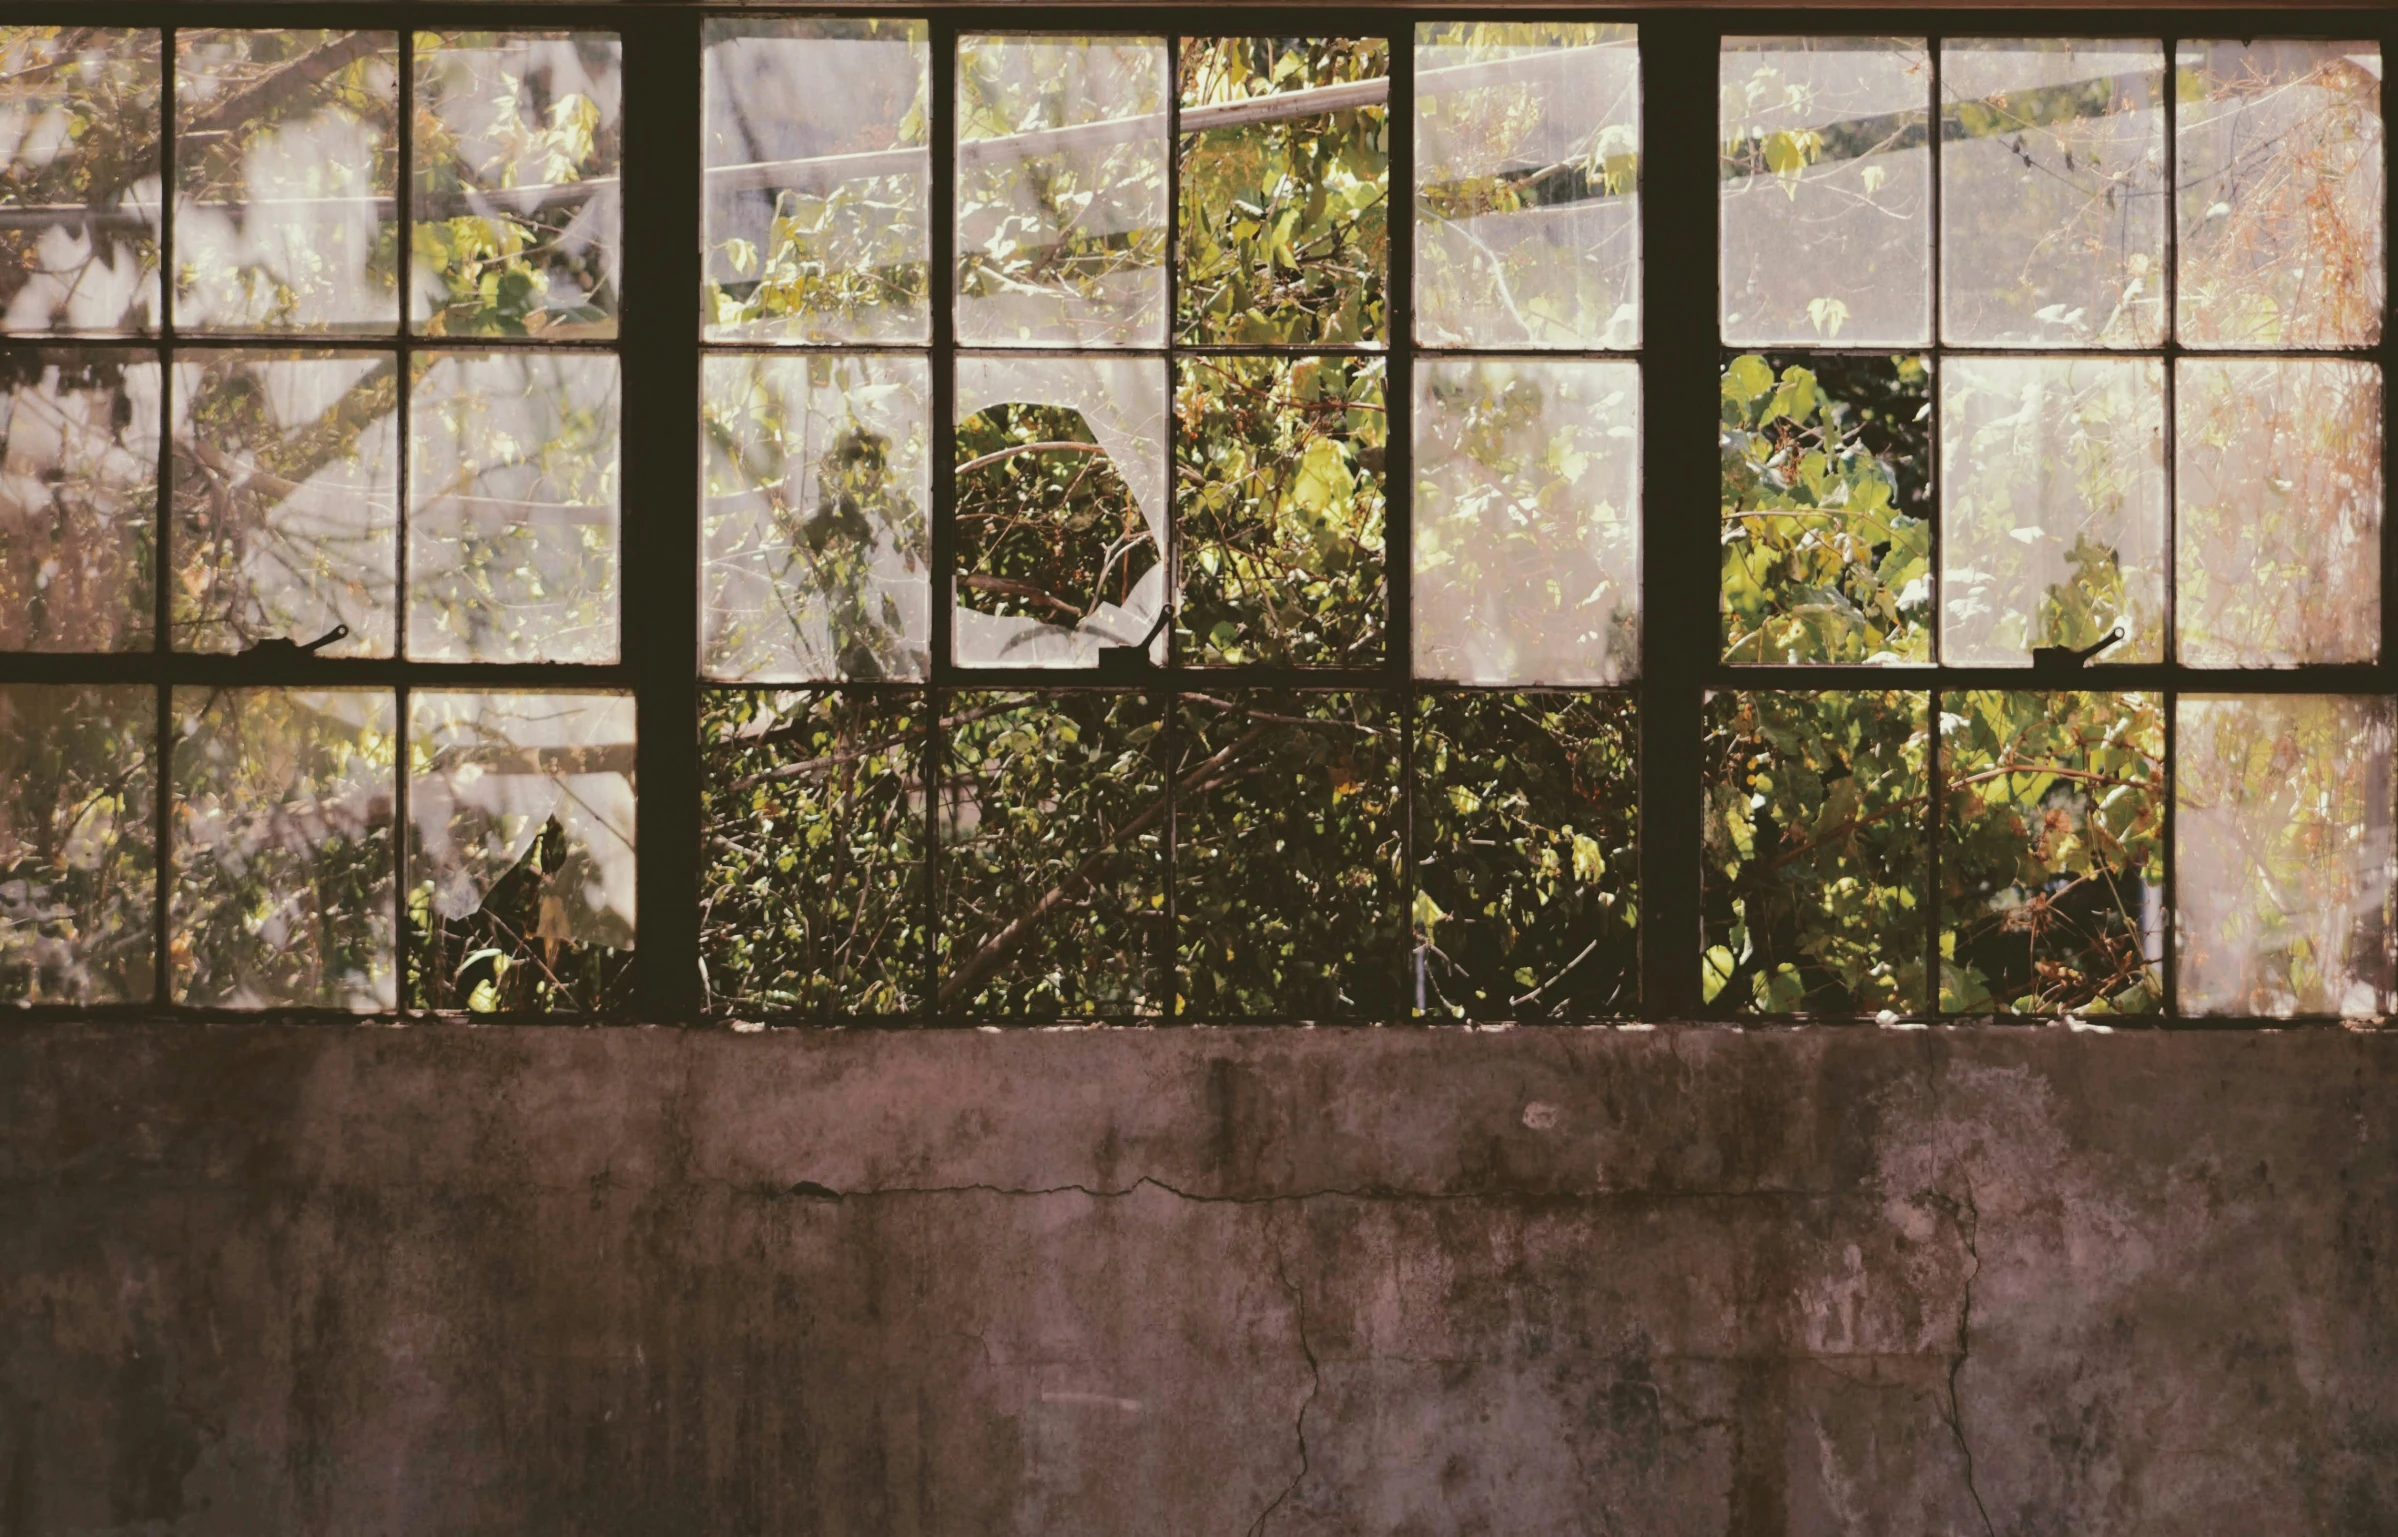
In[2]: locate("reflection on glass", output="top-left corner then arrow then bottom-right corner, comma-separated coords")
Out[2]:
0,349 -> 158,652
1940,41 -> 2166,347
1721,37 -> 1930,346
703,351 -> 928,682
2178,42 -> 2384,348
1703,689 -> 1928,1014
408,691 -> 633,1014
1412,691 -> 1636,1018
703,19 -> 927,345
413,31 -> 621,338
700,689 -> 923,1015
170,686 -> 394,1009
0,684 -> 154,1003
1415,23 -> 1639,349
408,349 -> 619,663
954,352 -> 1165,669
956,35 -> 1168,348
1414,357 -> 1638,684
2178,358 -> 2383,667
1175,691 -> 1402,1018
174,30 -> 398,334
1720,352 -> 1930,664
938,691 -> 1164,1017
1939,690 -> 2163,1016
0,28 -> 161,335
1176,354 -> 1386,667
2178,695 -> 2394,1017
1179,38 -> 1389,346
1940,356 -> 2165,666
170,349 -> 397,656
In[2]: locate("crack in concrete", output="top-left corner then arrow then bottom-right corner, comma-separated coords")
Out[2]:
1248,1222 -> 1320,1537
1937,1176 -> 1995,1537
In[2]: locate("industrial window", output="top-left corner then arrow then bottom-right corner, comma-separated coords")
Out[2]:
0,10 -> 2386,1026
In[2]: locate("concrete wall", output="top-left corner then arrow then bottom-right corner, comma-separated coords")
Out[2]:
1,1023 -> 2392,1535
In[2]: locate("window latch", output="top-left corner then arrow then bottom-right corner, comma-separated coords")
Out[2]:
2029,625 -> 2123,678
237,624 -> 350,663
1096,607 -> 1173,681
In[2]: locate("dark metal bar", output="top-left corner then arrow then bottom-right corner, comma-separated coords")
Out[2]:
1691,664 -> 2393,692
1162,34 -> 1184,1017
150,25 -> 177,1012
1924,34 -> 1944,1015
925,15 -> 960,1020
393,29 -> 416,1010
1386,20 -> 1417,1012
2159,32 -> 2181,1022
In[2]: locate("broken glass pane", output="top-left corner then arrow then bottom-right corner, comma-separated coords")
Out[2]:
0,348 -> 158,652
0,684 -> 155,1003
0,27 -> 162,335
408,690 -> 634,1014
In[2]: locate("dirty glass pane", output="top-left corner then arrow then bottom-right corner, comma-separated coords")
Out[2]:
169,349 -> 397,657
174,30 -> 399,334
1721,38 -> 1930,347
1175,690 -> 1402,1018
954,352 -> 1166,669
956,35 -> 1168,348
407,691 -> 634,1014
2178,695 -> 2394,1017
1703,689 -> 1928,1015
702,351 -> 928,682
0,684 -> 154,1004
1940,356 -> 2165,666
1939,41 -> 2166,347
704,19 -> 928,345
2177,42 -> 2384,349
170,686 -> 395,1009
1176,355 -> 1386,667
0,28 -> 161,335
1939,690 -> 2163,1017
1178,38 -> 1389,347
0,349 -> 158,653
413,31 -> 621,339
1414,23 -> 1639,350
700,689 -> 923,1016
937,691 -> 1164,1017
1414,357 -> 1638,684
1720,352 -> 1931,665
2177,358 -> 2383,667
408,349 -> 619,664
1412,691 -> 1636,1019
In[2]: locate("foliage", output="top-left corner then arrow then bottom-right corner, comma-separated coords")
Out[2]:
0,684 -> 154,1003
955,404 -> 1154,630
0,27 -> 161,333
0,348 -> 158,652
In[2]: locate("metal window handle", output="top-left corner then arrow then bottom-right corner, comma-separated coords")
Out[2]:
2029,625 -> 2124,677
1096,607 -> 1174,680
236,624 -> 350,662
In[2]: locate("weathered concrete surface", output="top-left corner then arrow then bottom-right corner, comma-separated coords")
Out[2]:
1,1023 -> 2391,1535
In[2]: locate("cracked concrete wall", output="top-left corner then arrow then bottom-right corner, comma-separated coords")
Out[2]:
1,1024 -> 2392,1535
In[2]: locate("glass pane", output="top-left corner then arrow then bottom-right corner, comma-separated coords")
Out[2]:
169,349 -> 397,656
1178,38 -> 1389,346
700,689 -> 923,1016
408,349 -> 619,664
1412,691 -> 1636,1018
2178,42 -> 2384,348
1721,37 -> 1930,346
1940,356 -> 2165,666
1175,690 -> 1402,1018
703,350 -> 929,682
937,691 -> 1164,1017
0,27 -> 161,335
1176,355 -> 1386,667
954,352 -> 1166,669
1720,352 -> 1930,664
1939,41 -> 2167,347
0,684 -> 154,1003
1414,357 -> 1638,684
0,348 -> 158,652
407,690 -> 633,1014
2177,358 -> 2383,667
1414,23 -> 1639,349
1939,690 -> 2164,1016
413,32 -> 621,339
174,30 -> 398,334
1703,689 -> 1929,1015
956,35 -> 1168,348
704,19 -> 928,345
170,686 -> 395,1008
2178,695 -> 2394,1017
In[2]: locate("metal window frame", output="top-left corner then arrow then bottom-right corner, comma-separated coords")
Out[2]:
0,3 -> 2390,1027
